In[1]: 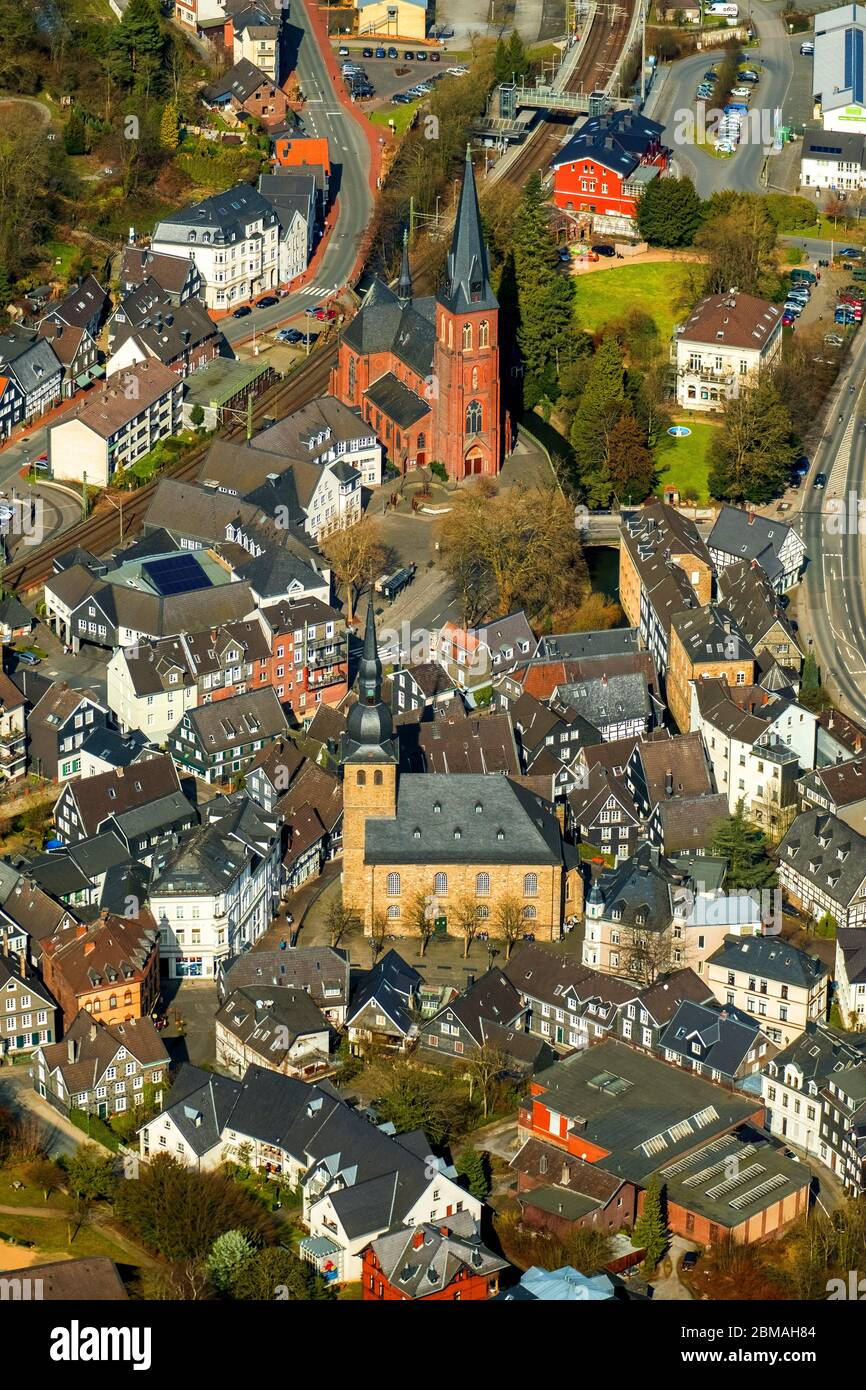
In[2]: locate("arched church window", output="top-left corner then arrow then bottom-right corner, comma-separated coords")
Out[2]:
462,322 -> 472,350
479,320 -> 489,348
465,400 -> 482,434
348,354 -> 356,400
374,770 -> 383,786
356,770 -> 366,786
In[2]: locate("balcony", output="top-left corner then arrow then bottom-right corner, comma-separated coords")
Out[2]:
308,645 -> 346,670
307,669 -> 346,691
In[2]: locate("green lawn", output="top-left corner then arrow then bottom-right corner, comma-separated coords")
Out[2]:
653,419 -> 718,504
370,98 -> 423,135
778,213 -> 866,243
44,241 -> 78,279
574,261 -> 695,345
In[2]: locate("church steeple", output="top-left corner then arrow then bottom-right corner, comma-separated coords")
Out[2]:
397,227 -> 412,305
341,603 -> 397,764
357,598 -> 383,705
438,145 -> 498,316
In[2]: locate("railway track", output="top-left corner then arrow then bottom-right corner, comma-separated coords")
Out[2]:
496,0 -> 638,191
563,0 -> 636,96
4,342 -> 338,594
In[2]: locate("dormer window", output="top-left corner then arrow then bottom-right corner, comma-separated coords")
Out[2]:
433,802 -> 441,814
454,828 -> 462,840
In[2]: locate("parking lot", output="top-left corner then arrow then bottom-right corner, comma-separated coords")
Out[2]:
331,47 -> 463,109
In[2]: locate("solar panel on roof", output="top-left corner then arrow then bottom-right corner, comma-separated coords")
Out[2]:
143,554 -> 213,597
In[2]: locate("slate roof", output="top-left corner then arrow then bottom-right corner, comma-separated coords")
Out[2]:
637,731 -> 713,803
216,985 -> 328,1064
363,371 -> 430,429
439,148 -> 497,316
347,949 -> 421,1037
155,183 -> 278,244
836,927 -> 866,986
0,865 -> 76,945
799,755 -> 866,808
342,279 -> 438,379
60,754 -> 182,838
709,505 -> 804,584
151,798 -> 278,897
767,1018 -> 866,1084
80,727 -> 149,769
660,999 -> 764,1077
45,275 -> 108,331
39,1009 -> 167,1092
778,809 -> 866,909
707,933 -> 828,989
0,329 -> 62,393
555,671 -> 651,729
628,967 -> 714,1026
429,967 -> 524,1047
590,843 -> 685,930
368,1213 -> 507,1298
9,1257 -> 128,1300
364,774 -> 564,865
670,604 -> 755,666
536,628 -> 640,662
221,946 -> 349,1007
716,559 -> 802,655
552,109 -> 663,177
179,687 -> 289,753
203,57 -> 273,103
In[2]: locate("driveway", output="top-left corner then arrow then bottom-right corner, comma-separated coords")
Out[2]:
651,1235 -> 697,1300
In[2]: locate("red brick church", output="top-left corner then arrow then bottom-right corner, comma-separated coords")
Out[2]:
331,149 -> 504,482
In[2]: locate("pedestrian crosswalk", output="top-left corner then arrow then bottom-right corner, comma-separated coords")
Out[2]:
297,284 -> 327,296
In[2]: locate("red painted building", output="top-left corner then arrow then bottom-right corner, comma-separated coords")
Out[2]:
258,597 -> 349,720
362,1217 -> 508,1300
331,150 -> 504,482
551,111 -> 668,232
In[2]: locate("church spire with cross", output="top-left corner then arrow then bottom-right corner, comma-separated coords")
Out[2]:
437,144 -> 498,316
341,602 -> 397,764
397,227 -> 413,305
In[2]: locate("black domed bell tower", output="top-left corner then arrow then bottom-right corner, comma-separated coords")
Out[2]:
341,604 -> 398,920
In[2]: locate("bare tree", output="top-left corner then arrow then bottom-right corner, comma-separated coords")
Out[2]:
452,894 -> 480,959
494,893 -> 524,961
325,896 -> 355,949
370,910 -> 388,968
320,516 -> 386,623
465,1040 -> 507,1119
620,923 -> 685,986
407,888 -> 436,958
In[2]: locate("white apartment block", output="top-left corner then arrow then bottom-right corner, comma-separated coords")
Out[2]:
152,185 -> 281,312
674,292 -> 783,412
48,361 -> 183,487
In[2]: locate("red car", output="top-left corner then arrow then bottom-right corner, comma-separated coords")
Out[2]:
314,306 -> 338,321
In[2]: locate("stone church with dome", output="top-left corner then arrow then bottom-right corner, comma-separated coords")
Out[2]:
341,605 -> 579,939
330,148 -> 507,482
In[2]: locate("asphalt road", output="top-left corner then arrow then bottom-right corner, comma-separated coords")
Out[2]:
652,2 -> 798,199
221,0 -> 374,347
798,318 -> 866,724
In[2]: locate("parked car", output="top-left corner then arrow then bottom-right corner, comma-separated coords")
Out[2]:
387,47 -> 398,58
448,65 -> 469,75
314,306 -> 338,321
813,472 -> 827,488
17,651 -> 40,666
703,70 -> 718,81
276,328 -> 304,343
800,41 -> 814,54
681,1252 -> 699,1271
782,313 -> 796,327
375,46 -> 386,57
232,305 -> 252,318
32,453 -> 49,469
839,246 -> 863,258
416,50 -> 428,60
558,247 -> 572,262
338,45 -> 349,56
404,50 -> 415,59
592,243 -> 617,257
362,47 -> 373,57
392,93 -> 411,103
731,86 -> 752,97
825,333 -> 845,347
257,294 -> 279,308
429,51 -> 441,62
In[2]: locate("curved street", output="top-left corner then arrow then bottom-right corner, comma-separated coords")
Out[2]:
650,1 -> 797,199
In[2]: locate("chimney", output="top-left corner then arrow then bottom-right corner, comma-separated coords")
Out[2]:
17,950 -> 27,980
75,924 -> 87,939
412,1229 -> 425,1250
602,674 -> 608,687
84,940 -> 96,955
